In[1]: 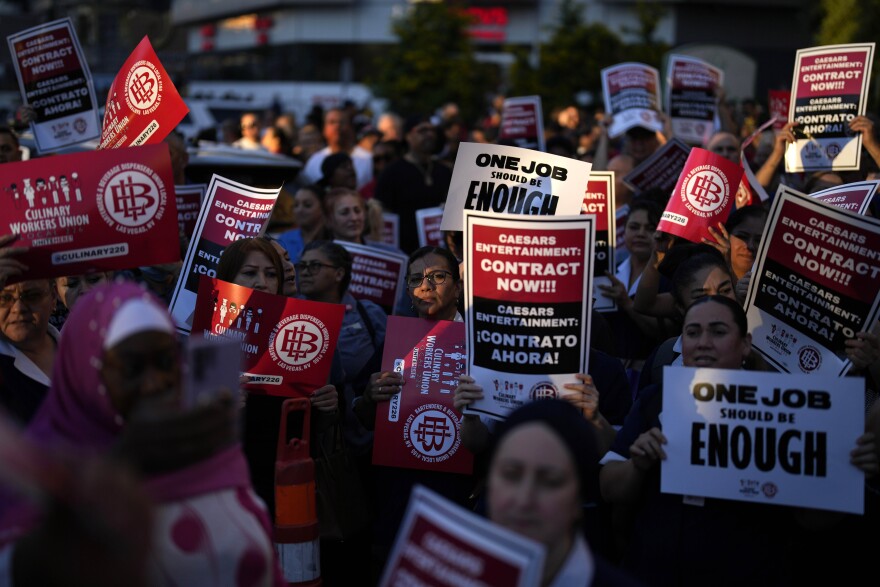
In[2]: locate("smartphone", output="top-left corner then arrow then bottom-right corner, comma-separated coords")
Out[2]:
182,335 -> 242,409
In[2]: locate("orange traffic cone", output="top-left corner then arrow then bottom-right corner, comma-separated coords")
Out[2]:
274,398 -> 321,586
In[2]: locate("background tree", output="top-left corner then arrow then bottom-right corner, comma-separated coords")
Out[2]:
509,0 -> 625,116
813,0 -> 880,110
367,2 -> 496,125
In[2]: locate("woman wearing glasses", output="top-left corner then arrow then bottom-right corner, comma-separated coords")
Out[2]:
0,277 -> 59,425
352,246 -> 474,581
297,240 -> 387,456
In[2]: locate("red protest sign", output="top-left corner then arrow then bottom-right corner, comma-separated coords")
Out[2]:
175,183 -> 206,240
623,137 -> 691,195
0,143 -> 179,282
498,95 -> 545,152
338,241 -> 407,315
656,147 -> 743,243
415,207 -> 445,248
190,276 -> 344,398
373,316 -> 472,475
99,36 -> 189,149
582,172 -> 617,312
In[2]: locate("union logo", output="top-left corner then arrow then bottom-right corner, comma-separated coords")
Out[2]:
96,163 -> 165,235
797,345 -> 822,373
404,403 -> 460,462
680,164 -> 729,217
73,117 -> 87,135
124,60 -> 162,116
761,482 -> 778,498
269,314 -> 329,371
529,381 -> 558,400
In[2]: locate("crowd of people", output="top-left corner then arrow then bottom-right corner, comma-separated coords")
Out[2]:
0,82 -> 879,587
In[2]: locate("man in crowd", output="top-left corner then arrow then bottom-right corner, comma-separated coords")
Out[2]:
301,107 -> 372,189
375,114 -> 452,254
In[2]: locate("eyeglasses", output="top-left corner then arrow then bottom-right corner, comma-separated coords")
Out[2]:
406,270 -> 452,289
294,261 -> 338,275
241,123 -> 258,130
0,289 -> 50,309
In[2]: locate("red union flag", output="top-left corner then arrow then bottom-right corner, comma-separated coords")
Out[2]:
657,147 -> 744,243
99,36 -> 188,149
191,276 -> 344,398
373,316 -> 472,475
0,143 -> 179,282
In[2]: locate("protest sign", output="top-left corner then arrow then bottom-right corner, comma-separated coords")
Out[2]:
581,171 -> 617,312
768,89 -> 791,130
380,485 -> 546,587
7,18 -> 100,153
0,143 -> 179,282
415,206 -> 445,248
661,366 -> 865,514
665,55 -> 723,146
786,43 -> 875,173
745,187 -> 880,375
99,36 -> 189,149
337,241 -> 407,315
190,276 -> 343,398
463,212 -> 593,421
176,183 -> 206,240
601,62 -> 664,139
381,212 -> 400,249
623,137 -> 691,195
656,147 -> 743,243
498,95 -> 545,152
168,175 -> 281,334
440,142 -> 592,232
810,180 -> 879,215
372,316 -> 472,475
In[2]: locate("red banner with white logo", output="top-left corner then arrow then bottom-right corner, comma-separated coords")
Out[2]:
373,316 -> 472,475
99,36 -> 189,149
656,147 -> 743,243
190,276 -> 344,398
0,143 -> 179,282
